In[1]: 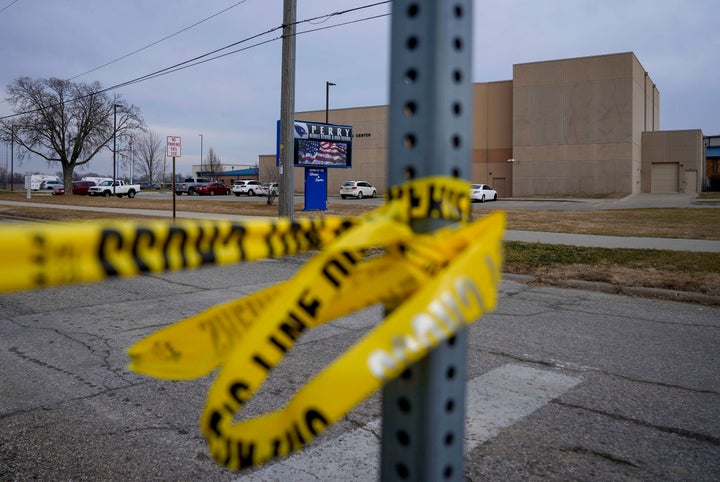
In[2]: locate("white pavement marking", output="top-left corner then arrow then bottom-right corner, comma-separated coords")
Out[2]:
239,364 -> 582,481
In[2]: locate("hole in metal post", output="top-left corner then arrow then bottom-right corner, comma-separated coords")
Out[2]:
445,398 -> 456,413
443,464 -> 454,479
404,101 -> 417,116
453,37 -> 463,51
451,135 -> 461,149
403,134 -> 417,149
406,36 -> 419,50
451,167 -> 461,178
407,3 -> 420,17
396,464 -> 409,479
446,366 -> 456,380
398,397 -> 411,413
405,68 -> 418,84
453,69 -> 462,84
452,102 -> 461,116
397,430 -> 410,446
444,431 -> 455,446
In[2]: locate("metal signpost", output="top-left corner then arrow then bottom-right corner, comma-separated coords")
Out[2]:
381,1 -> 473,481
167,136 -> 181,219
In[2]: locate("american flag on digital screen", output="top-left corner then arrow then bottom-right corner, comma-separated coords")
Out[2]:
299,140 -> 347,165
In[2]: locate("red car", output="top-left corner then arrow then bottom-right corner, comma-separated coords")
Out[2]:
195,182 -> 231,196
72,180 -> 97,195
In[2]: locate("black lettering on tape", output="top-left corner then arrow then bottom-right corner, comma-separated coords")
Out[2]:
163,226 -> 189,270
98,228 -> 124,276
279,312 -> 308,342
131,227 -> 156,272
196,225 -> 219,265
304,407 -> 329,436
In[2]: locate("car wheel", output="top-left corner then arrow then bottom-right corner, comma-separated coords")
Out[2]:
128,190 -> 136,198
371,190 -> 377,198
210,191 -> 215,196
234,193 -> 241,197
493,193 -> 498,200
188,188 -> 195,195
357,191 -> 364,199
480,195 -> 485,203
175,192 -> 182,196
248,190 -> 255,196
103,190 -> 112,197
341,195 -> 347,199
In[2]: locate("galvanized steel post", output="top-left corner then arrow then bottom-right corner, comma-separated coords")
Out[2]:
381,1 -> 473,481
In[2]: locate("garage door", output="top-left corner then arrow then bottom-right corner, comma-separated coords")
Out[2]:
651,163 -> 678,193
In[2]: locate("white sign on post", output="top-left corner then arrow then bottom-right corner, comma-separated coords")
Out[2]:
167,136 -> 182,157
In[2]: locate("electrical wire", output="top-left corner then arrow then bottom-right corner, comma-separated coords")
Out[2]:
0,0 -> 22,15
67,0 -> 250,81
0,2 -> 390,121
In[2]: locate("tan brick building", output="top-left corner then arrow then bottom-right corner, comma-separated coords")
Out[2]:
260,52 -> 705,197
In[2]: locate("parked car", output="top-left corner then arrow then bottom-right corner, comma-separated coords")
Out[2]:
469,184 -> 498,202
175,177 -> 210,195
266,182 -> 279,196
196,182 -> 231,196
41,180 -> 65,195
232,180 -> 265,196
71,180 -> 96,195
340,180 -> 376,199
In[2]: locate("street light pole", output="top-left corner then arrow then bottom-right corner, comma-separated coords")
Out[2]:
113,104 -> 117,195
325,81 -> 335,124
199,134 -> 203,177
10,125 -> 15,191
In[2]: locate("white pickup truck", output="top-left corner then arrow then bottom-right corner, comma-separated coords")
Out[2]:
88,180 -> 141,198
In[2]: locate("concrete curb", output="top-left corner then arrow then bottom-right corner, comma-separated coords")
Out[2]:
503,273 -> 720,306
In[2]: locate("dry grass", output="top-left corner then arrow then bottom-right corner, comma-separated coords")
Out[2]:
2,191 -> 719,302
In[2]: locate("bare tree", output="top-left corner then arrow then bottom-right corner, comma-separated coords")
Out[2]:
135,130 -> 163,184
205,147 -> 222,179
0,77 -> 144,192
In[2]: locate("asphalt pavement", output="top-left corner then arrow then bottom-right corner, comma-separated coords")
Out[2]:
1,191 -> 719,480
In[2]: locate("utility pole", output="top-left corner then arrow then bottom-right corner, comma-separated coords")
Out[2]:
199,133 -> 203,177
279,0 -> 296,218
381,1 -> 474,480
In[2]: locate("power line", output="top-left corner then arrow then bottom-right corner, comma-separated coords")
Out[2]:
0,2 -> 390,121
0,0 -> 22,15
67,0 -> 250,81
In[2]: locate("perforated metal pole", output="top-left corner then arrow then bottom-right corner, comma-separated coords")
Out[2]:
381,1 -> 473,481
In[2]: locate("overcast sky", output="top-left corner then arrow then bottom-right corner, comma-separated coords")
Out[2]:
1,0 -> 717,178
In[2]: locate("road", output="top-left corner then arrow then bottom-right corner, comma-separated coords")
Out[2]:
1,255 -> 718,480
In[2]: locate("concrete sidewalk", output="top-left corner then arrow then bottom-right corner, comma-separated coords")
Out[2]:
504,230 -> 720,253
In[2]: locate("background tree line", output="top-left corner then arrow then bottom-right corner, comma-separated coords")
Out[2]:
0,77 -> 167,192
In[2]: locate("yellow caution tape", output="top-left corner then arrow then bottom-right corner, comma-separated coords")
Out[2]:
0,176 -> 504,472
198,212 -> 504,469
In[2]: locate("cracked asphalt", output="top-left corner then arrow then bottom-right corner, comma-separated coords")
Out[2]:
1,253 -> 718,480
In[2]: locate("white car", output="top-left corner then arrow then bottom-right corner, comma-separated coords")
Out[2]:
470,184 -> 498,202
232,180 -> 265,196
339,180 -> 377,199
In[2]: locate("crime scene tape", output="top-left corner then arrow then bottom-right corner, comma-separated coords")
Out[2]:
0,175 -> 505,472
126,176 -> 506,472
0,176 -> 468,295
